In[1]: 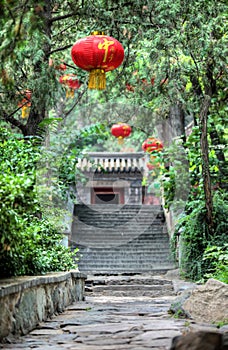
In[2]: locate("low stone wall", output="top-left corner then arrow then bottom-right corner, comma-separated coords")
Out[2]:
0,270 -> 86,341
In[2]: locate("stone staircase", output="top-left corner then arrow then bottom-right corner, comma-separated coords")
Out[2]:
71,204 -> 176,274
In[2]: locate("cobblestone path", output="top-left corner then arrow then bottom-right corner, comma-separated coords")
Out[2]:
0,273 -> 218,350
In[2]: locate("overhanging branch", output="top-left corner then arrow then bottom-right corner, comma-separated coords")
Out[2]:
49,12 -> 79,24
49,44 -> 72,55
1,109 -> 26,133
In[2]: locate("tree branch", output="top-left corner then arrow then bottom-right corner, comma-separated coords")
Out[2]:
52,21 -> 79,39
63,88 -> 87,119
49,44 -> 72,55
49,12 -> 79,24
1,109 -> 26,133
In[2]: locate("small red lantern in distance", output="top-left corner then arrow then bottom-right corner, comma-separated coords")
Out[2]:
111,123 -> 132,144
142,137 -> 163,153
147,156 -> 157,170
49,58 -> 66,71
59,74 -> 81,98
18,90 -> 32,119
71,31 -> 124,90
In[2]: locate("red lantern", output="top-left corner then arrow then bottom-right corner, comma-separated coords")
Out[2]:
146,155 -> 161,170
147,156 -> 156,170
59,74 -> 81,98
125,83 -> 135,92
49,58 -> 66,71
142,137 -> 163,153
71,31 -> 124,90
111,123 -> 132,144
17,90 -> 32,119
147,163 -> 155,170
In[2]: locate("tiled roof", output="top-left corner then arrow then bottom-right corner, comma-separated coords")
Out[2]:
77,152 -> 145,173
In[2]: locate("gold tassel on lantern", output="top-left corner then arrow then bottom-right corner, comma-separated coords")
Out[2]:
118,136 -> 124,145
88,69 -> 106,90
66,88 -> 74,99
21,105 -> 29,119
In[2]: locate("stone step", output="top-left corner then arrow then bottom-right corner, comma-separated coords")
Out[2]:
74,231 -> 167,236
74,231 -> 169,237
76,250 -> 172,256
88,287 -> 175,297
75,240 -> 170,246
78,264 -> 175,272
74,238 -> 170,247
89,290 -> 174,297
74,223 -> 164,229
80,268 -> 175,274
80,266 -> 174,270
78,248 -> 172,254
75,204 -> 162,210
84,273 -> 176,297
74,234 -> 167,240
78,262 -> 174,268
91,284 -> 173,292
86,276 -> 173,286
75,214 -> 164,219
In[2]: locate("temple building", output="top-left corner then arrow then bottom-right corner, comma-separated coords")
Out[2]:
76,152 -> 160,206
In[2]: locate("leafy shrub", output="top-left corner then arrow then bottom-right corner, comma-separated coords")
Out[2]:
0,218 -> 78,277
172,191 -> 228,281
203,244 -> 228,284
0,126 -> 77,277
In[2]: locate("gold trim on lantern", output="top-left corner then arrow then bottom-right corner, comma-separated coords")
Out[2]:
91,31 -> 105,35
88,69 -> 106,90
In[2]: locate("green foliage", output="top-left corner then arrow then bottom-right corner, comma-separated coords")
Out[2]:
37,121 -> 110,205
0,219 -> 78,277
203,244 -> 228,284
213,320 -> 228,328
0,125 -> 77,277
172,191 -> 228,281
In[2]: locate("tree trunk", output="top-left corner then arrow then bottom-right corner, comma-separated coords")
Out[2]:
199,95 -> 214,236
209,122 -> 227,187
23,0 -> 52,137
169,103 -> 186,141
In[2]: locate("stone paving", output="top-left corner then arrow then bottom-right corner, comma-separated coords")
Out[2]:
0,273 -> 224,350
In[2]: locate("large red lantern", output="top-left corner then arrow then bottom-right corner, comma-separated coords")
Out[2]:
17,90 -> 32,119
111,123 -> 132,144
71,31 -> 124,90
59,74 -> 81,98
142,137 -> 163,153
